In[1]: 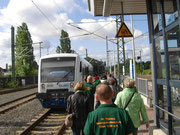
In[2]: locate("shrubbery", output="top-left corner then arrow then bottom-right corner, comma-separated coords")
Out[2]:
5,80 -> 19,88
143,69 -> 151,75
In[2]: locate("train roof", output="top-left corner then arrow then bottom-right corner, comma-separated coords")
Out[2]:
81,58 -> 93,69
40,53 -> 92,69
40,53 -> 79,60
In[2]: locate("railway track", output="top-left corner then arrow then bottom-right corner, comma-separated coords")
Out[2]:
0,85 -> 37,95
16,109 -> 72,135
0,92 -> 37,114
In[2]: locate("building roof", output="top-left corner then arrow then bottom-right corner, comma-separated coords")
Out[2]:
0,67 -> 8,73
88,0 -> 147,17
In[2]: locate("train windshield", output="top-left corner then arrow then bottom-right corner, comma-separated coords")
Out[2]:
41,57 -> 75,83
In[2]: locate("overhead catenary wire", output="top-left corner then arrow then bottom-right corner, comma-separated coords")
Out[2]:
28,0 -> 95,42
30,0 -> 60,33
125,32 -> 148,44
53,0 -> 61,14
68,18 -> 147,25
68,23 -> 117,44
92,21 -> 114,33
68,20 -> 116,24
60,33 -> 92,40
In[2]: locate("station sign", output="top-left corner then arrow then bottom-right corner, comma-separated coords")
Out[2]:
115,22 -> 133,38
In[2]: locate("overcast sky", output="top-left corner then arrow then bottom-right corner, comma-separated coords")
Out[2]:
0,0 -> 150,69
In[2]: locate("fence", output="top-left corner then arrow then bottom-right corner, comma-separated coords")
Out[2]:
119,76 -> 153,106
0,76 -> 38,88
136,77 -> 153,107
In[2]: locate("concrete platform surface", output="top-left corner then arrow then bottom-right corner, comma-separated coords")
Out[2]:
138,107 -> 154,135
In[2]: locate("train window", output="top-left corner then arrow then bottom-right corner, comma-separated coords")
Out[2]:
80,61 -> 82,72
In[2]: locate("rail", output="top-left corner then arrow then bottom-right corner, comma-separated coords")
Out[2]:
153,104 -> 180,120
0,93 -> 36,114
18,109 -> 68,135
19,109 -> 51,135
0,85 -> 37,95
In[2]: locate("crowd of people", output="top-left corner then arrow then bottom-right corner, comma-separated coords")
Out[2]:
66,74 -> 149,135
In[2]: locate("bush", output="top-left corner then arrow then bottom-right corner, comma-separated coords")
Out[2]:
143,69 -> 151,75
6,80 -> 19,88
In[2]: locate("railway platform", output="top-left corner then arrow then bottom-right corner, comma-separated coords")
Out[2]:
138,106 -> 154,135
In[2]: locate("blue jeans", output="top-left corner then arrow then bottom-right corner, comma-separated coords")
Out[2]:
72,128 -> 84,135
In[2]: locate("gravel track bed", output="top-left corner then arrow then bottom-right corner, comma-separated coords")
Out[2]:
0,99 -> 44,135
0,88 -> 37,105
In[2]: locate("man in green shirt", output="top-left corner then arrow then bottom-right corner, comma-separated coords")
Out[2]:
85,75 -> 93,90
84,84 -> 134,135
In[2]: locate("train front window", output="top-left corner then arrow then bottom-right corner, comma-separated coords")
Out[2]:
41,67 -> 75,82
41,57 -> 76,83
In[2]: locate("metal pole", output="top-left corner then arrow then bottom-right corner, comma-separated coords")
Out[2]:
39,42 -> 42,58
106,36 -> 109,73
140,49 -> 142,74
31,41 -> 43,58
160,0 -> 172,133
113,42 -> 116,78
11,26 -> 15,84
131,15 -> 137,81
146,0 -> 160,127
116,16 -> 120,84
86,49 -> 88,58
121,2 -> 126,76
110,62 -> 112,74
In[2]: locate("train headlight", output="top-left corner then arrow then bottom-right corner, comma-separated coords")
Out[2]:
70,82 -> 74,87
41,84 -> 45,88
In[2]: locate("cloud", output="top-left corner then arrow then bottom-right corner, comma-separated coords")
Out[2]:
43,40 -> 51,48
66,17 -> 117,41
0,29 -> 11,48
0,0 -> 150,69
135,44 -> 151,61
89,54 -> 106,61
0,0 -> 82,67
78,46 -> 85,52
82,0 -> 88,4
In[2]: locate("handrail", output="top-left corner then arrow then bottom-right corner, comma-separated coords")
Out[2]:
138,91 -> 148,98
153,104 -> 180,120
137,77 -> 149,81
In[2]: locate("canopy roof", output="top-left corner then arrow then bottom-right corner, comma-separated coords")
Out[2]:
88,0 -> 147,17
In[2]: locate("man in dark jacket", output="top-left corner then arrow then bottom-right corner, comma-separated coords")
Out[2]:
67,82 -> 91,135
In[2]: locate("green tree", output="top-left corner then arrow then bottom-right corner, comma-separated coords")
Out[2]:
56,46 -> 61,53
57,30 -> 72,53
15,22 -> 38,76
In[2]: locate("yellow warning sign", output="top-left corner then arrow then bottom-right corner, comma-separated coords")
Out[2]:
115,22 -> 133,38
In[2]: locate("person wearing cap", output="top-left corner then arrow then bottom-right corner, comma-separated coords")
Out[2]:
67,82 -> 91,135
114,78 -> 149,135
84,83 -> 135,135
